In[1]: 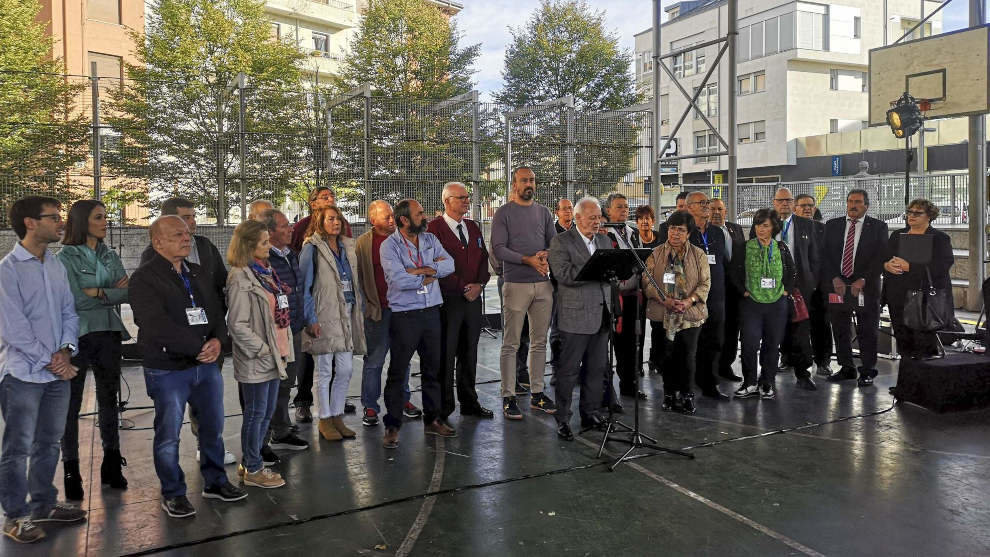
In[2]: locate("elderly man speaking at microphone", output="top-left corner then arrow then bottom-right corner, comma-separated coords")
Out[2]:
547,197 -> 623,441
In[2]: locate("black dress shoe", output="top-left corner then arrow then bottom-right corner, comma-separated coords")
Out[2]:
556,423 -> 574,441
609,402 -> 624,414
857,369 -> 878,387
461,406 -> 494,418
826,366 -> 857,382
796,377 -> 818,391
661,393 -> 676,411
701,387 -> 730,401
580,414 -> 606,431
718,369 -> 743,381
344,401 -> 356,414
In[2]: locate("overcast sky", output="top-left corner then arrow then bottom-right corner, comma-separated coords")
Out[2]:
454,0 -> 976,101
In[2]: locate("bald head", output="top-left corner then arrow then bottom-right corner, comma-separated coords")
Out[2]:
248,200 -> 275,222
150,215 -> 192,266
685,191 -> 710,226
574,196 -> 602,239
368,200 -> 396,235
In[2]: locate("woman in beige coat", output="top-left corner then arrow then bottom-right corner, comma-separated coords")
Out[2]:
226,221 -> 294,489
642,211 -> 711,414
300,207 -> 367,442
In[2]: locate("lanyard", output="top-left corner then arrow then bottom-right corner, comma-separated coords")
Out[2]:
331,246 -> 350,279
698,228 -> 709,253
176,267 -> 197,308
781,218 -> 791,242
402,236 -> 424,267
767,242 -> 774,265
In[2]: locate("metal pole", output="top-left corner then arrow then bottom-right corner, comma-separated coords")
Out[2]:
471,91 -> 481,218
505,116 -> 512,190
90,61 -> 102,201
968,0 -> 987,311
565,97 -> 575,201
884,0 -> 888,46
218,91 -> 226,226
363,91 -> 371,191
651,0 -> 662,211
726,0 -> 738,219
238,78 -> 247,222
920,0 -> 925,38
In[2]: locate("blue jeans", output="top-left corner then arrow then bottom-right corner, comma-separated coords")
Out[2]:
0,375 -> 70,518
143,364 -> 228,498
361,308 -> 411,413
240,379 -> 279,472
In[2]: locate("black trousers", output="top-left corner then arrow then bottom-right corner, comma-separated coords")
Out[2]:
828,297 -> 880,372
740,297 -> 789,387
694,310 -> 724,392
780,317 -> 813,379
611,294 -> 640,395
652,322 -> 701,394
888,301 -> 940,358
293,353 -> 315,408
809,289 -> 833,366
383,307 -> 443,428
555,314 -> 609,426
439,295 -> 483,417
719,290 -> 743,374
270,330 -> 302,438
62,331 -> 122,461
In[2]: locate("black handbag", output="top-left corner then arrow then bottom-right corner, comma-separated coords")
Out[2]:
903,267 -> 953,332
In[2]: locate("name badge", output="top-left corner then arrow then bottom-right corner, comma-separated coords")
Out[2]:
418,283 -> 430,295
341,279 -> 353,293
707,254 -> 716,265
277,294 -> 289,309
760,277 -> 776,289
663,272 -> 676,284
858,293 -> 865,307
186,307 -> 209,326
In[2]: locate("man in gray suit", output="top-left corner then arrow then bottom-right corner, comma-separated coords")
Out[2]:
548,197 -> 616,441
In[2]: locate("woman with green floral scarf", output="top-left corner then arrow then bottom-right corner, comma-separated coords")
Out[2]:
643,211 -> 711,414
734,209 -> 797,400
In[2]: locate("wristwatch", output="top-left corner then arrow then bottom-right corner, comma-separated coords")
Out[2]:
60,343 -> 77,354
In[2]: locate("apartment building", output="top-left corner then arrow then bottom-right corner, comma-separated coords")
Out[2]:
634,0 -> 943,184
37,0 -> 143,80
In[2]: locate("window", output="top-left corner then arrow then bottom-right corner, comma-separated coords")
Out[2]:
684,50 -> 695,76
861,71 -> 868,92
673,54 -> 683,78
738,25 -> 751,61
780,12 -> 796,51
830,69 -> 838,90
862,120 -> 869,129
88,52 -> 122,80
696,48 -> 706,74
797,9 -> 826,50
660,94 -> 669,125
738,123 -> 752,143
270,23 -> 281,40
312,32 -> 329,53
694,131 -> 718,163
738,75 -> 751,96
751,22 -> 765,58
754,71 -> 766,92
643,50 -> 654,73
765,17 -> 779,54
830,119 -> 839,133
693,83 -> 718,119
754,120 -> 766,141
853,16 -> 861,38
88,0 -> 120,24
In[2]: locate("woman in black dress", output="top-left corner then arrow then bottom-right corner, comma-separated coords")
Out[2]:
883,199 -> 954,359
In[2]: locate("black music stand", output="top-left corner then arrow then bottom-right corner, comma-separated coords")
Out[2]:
574,247 -> 694,470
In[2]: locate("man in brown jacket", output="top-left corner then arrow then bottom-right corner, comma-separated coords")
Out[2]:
354,200 -> 419,427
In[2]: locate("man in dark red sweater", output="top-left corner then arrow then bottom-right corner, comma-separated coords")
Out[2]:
426,182 -> 493,420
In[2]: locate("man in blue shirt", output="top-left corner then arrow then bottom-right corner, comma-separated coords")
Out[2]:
380,199 -> 455,449
0,196 -> 85,544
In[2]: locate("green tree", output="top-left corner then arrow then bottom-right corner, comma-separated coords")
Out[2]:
332,0 -> 485,214
105,0 -> 307,222
0,0 -> 89,220
496,0 -> 641,202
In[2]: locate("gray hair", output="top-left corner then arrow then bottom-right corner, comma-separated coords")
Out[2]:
604,192 -> 627,209
575,196 -> 601,214
442,182 -> 468,201
367,199 -> 391,219
264,209 -> 285,233
686,190 -> 708,203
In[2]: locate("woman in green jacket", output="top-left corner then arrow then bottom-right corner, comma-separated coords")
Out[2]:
57,200 -> 130,500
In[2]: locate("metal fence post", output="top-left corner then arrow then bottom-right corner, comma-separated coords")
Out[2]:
237,73 -> 247,222
565,96 -> 575,201
363,90 -> 371,194
471,91 -> 481,218
217,90 -> 226,225
90,62 -> 102,201
505,115 -> 512,190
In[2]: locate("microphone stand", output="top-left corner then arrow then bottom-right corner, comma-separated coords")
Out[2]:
597,224 -> 694,470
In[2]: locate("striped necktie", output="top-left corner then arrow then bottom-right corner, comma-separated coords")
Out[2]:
841,219 -> 858,277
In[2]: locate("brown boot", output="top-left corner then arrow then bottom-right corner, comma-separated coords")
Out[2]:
383,426 -> 399,449
319,417 -> 342,441
331,415 -> 356,439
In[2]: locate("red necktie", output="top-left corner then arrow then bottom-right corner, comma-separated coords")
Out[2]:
841,218 -> 858,277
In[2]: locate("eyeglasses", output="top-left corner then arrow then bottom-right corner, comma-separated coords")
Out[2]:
796,203 -> 815,209
688,200 -> 710,206
905,210 -> 927,217
773,198 -> 794,203
447,195 -> 470,201
34,213 -> 63,222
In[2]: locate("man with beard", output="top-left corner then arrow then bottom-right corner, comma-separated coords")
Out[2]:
379,199 -> 455,449
491,167 -> 558,420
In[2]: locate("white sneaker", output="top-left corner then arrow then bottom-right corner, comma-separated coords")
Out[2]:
814,362 -> 833,377
196,450 -> 237,465
733,384 -> 759,399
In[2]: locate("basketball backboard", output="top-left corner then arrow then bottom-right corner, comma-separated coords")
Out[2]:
869,24 -> 990,126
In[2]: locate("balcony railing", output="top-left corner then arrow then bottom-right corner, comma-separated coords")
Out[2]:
309,0 -> 354,10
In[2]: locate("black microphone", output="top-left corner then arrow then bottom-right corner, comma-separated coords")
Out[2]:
600,222 -> 627,228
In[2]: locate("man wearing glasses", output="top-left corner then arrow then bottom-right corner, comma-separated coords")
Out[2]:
795,194 -> 833,376
770,188 -> 819,390
1,197 -> 86,543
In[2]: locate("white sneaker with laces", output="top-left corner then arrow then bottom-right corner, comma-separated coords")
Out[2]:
196,450 -> 237,465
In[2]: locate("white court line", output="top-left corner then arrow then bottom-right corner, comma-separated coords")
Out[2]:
395,437 -> 446,557
571,434 -> 825,557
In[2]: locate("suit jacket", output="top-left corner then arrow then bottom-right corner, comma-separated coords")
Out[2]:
548,227 -> 614,335
426,216 -> 491,297
721,221 -> 746,295
750,215 -> 819,295
822,215 -> 888,300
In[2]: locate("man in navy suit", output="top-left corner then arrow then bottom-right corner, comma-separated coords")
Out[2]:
821,189 -> 888,387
